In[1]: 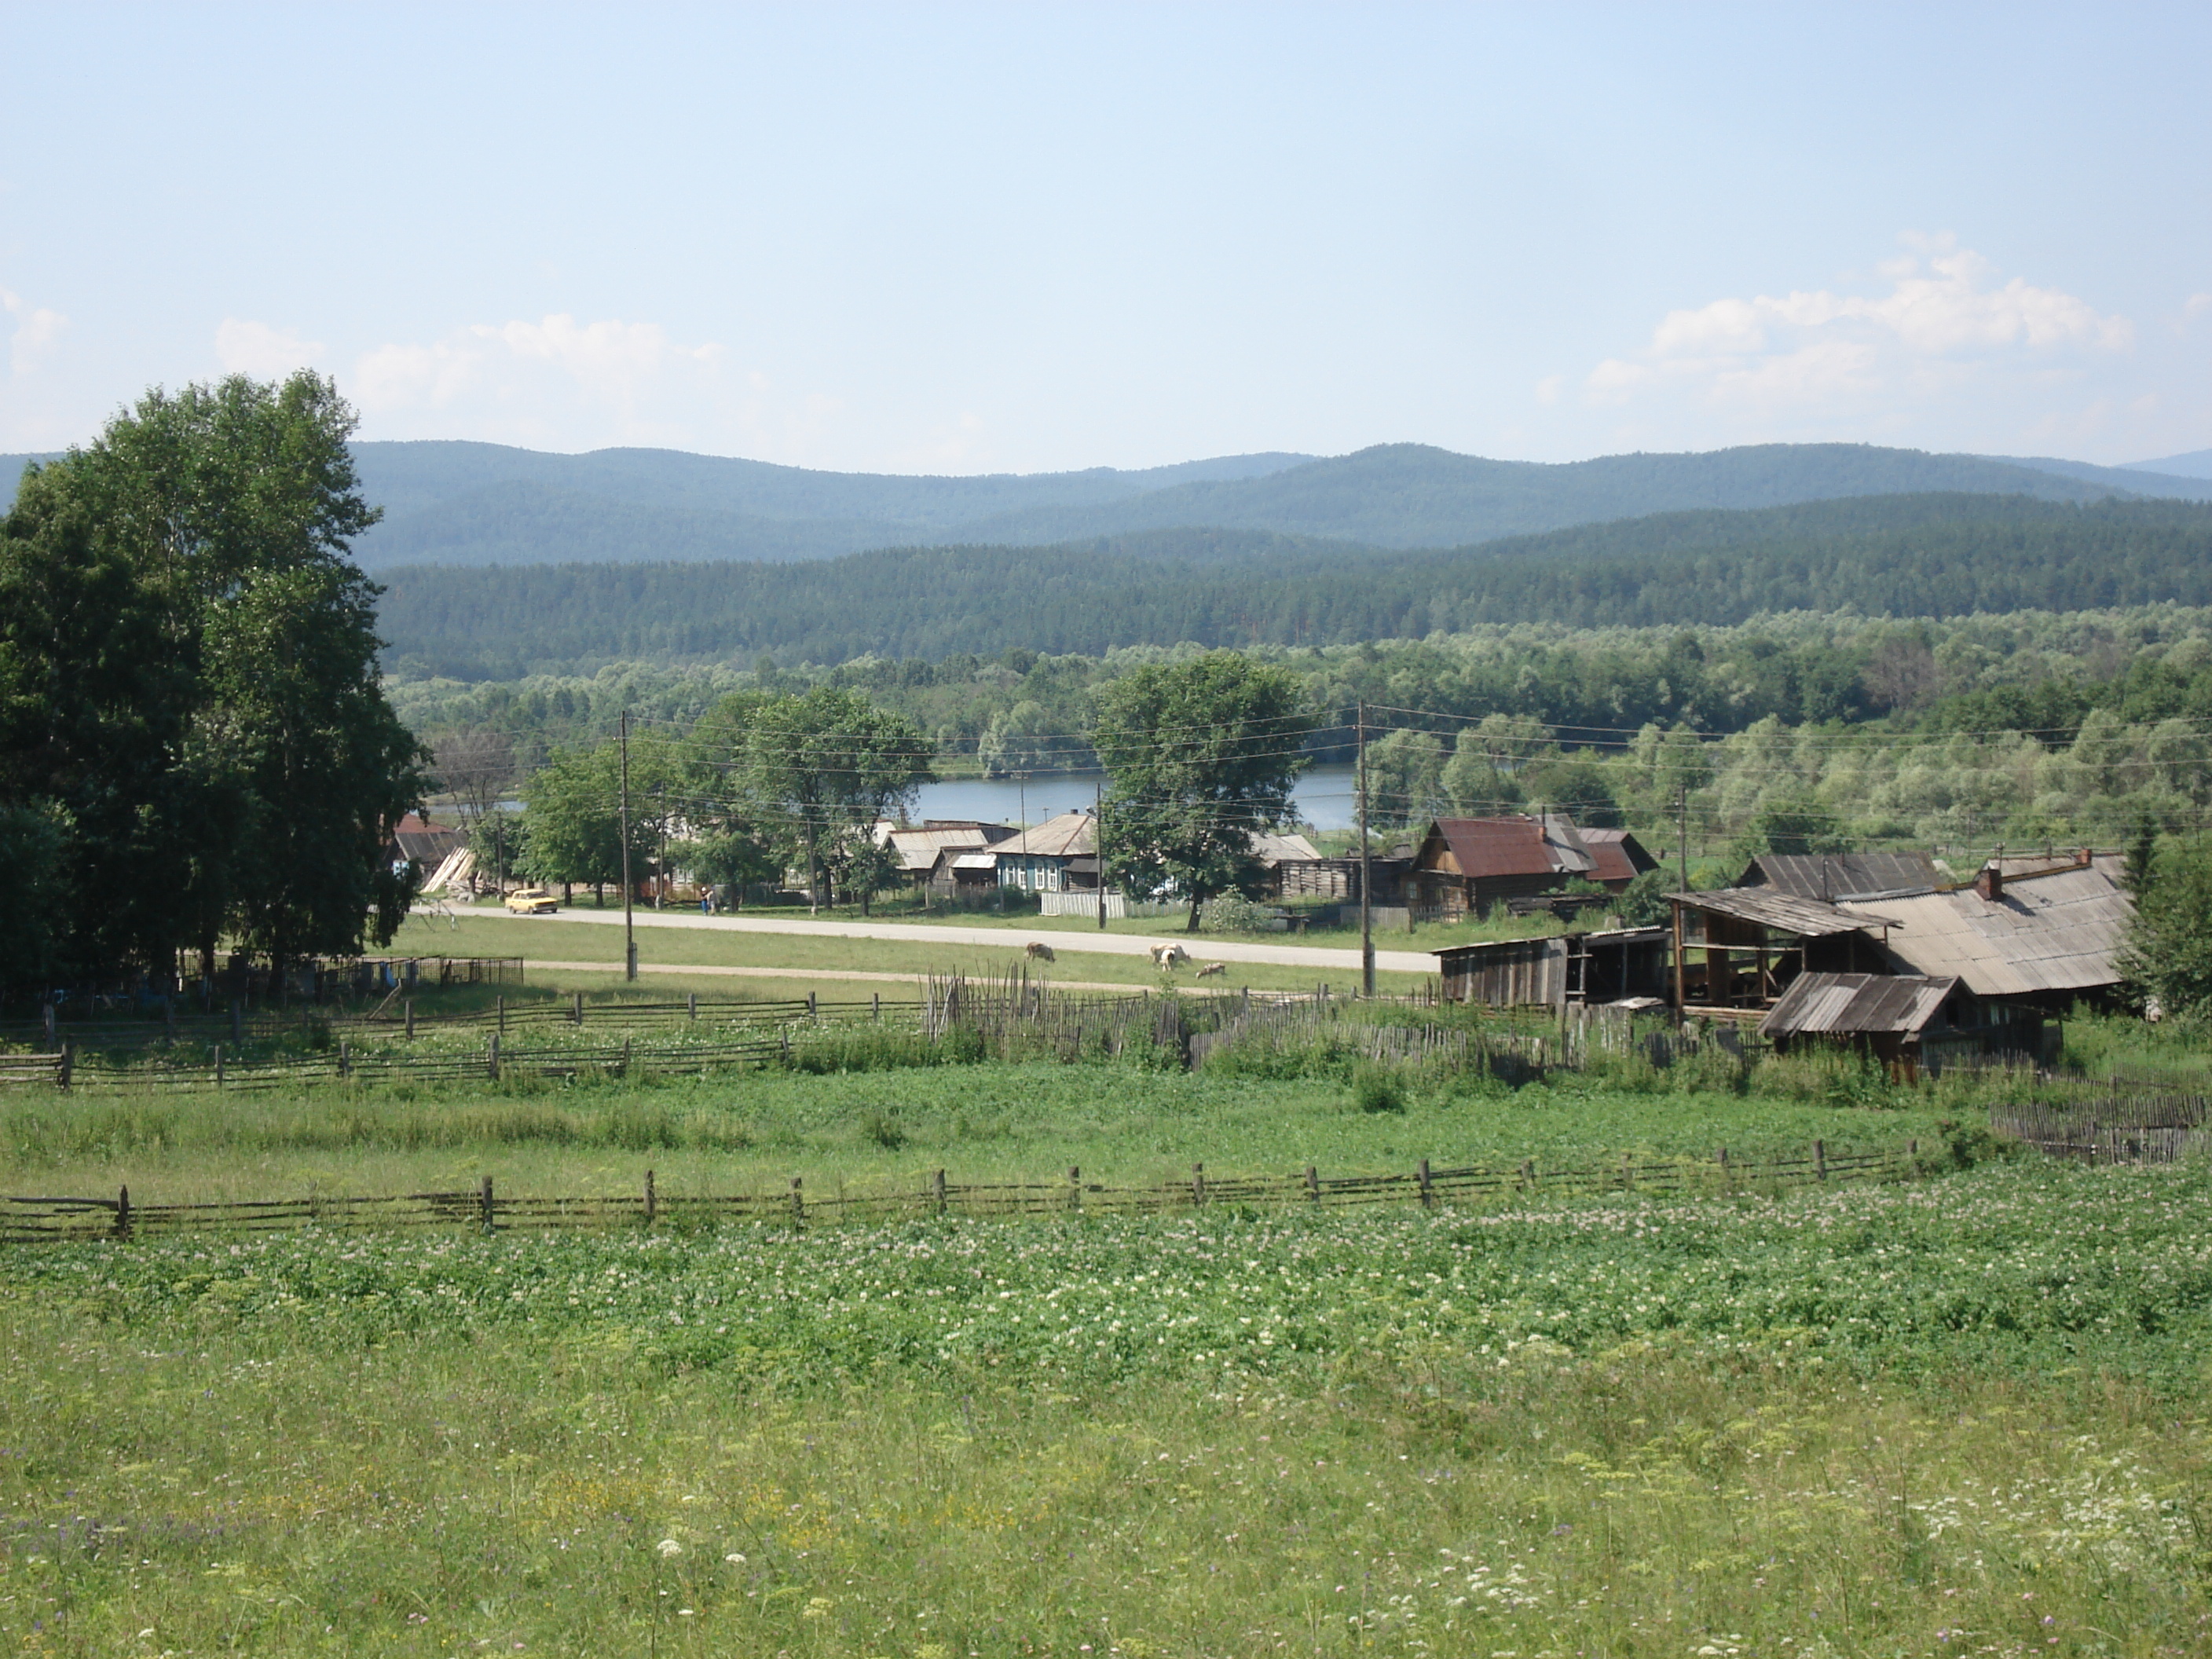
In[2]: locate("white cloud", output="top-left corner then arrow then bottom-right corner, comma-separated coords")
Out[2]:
1584,241 -> 2133,425
214,317 -> 325,378
3,287 -> 68,374
351,313 -> 734,449
346,313 -> 903,462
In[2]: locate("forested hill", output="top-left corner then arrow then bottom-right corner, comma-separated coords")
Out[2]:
330,440 -> 2212,566
373,494 -> 2212,679
11,439 -> 2211,568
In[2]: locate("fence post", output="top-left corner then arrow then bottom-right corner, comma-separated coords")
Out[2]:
1417,1159 -> 1434,1208
405,999 -> 415,1041
338,1040 -> 350,1079
59,1044 -> 72,1090
1814,1139 -> 1827,1183
479,1175 -> 494,1234
687,992 -> 698,1022
778,1027 -> 789,1064
487,1033 -> 500,1079
933,1168 -> 947,1216
214,1043 -> 225,1088
1716,1146 -> 1730,1187
789,1177 -> 804,1223
115,1185 -> 130,1240
573,991 -> 584,1026
1306,1164 -> 1320,1203
1621,1153 -> 1634,1192
1518,1158 -> 1535,1192
1192,1163 -> 1207,1207
1068,1166 -> 1082,1213
872,993 -> 881,1021
645,1168 -> 656,1226
808,991 -> 818,1023
497,994 -> 507,1034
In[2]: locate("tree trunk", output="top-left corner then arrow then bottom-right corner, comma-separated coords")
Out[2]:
805,820 -> 820,916
1186,898 -> 1203,932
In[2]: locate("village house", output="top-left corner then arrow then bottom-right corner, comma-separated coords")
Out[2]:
1408,813 -> 1600,921
883,820 -> 1016,891
991,809 -> 1099,893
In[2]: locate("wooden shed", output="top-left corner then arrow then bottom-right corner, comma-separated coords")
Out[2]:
1434,926 -> 1671,1010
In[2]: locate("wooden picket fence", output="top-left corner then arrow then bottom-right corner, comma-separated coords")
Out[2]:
0,1139 -> 1917,1246
1993,1095 -> 2210,1165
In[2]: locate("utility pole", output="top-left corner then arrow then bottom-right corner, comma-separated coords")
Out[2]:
620,709 -> 637,982
1095,780 -> 1108,929
1357,700 -> 1375,998
1677,778 -> 1690,896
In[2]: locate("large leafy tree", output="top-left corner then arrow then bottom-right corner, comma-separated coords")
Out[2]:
2119,832 -> 2212,1017
1090,653 -> 1314,932
732,687 -> 930,914
517,733 -> 683,905
0,372 -> 427,989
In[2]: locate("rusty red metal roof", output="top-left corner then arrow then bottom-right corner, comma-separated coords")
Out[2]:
1423,815 -> 1595,881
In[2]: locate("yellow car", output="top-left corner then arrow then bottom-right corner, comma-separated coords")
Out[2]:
504,886 -> 559,915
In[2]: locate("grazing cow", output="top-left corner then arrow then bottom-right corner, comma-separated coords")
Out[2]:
1148,942 -> 1190,969
1195,961 -> 1227,978
1024,940 -> 1057,962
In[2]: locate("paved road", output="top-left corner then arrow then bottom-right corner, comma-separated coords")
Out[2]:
429,903 -> 1440,976
529,959 -> 1159,994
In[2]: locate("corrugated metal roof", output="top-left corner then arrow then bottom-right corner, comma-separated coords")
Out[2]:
1431,925 -> 1668,960
1760,972 -> 1960,1038
1580,828 -> 1657,887
886,824 -> 1011,872
1251,832 -> 1323,866
1675,887 -> 1899,937
1423,815 -> 1595,881
997,811 -> 1097,859
1744,851 -> 1939,901
1837,864 -> 2133,997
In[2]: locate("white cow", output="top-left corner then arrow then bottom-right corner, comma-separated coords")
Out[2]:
1148,942 -> 1191,969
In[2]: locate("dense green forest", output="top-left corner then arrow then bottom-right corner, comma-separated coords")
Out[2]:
372,495 -> 2212,677
398,610 -> 2212,863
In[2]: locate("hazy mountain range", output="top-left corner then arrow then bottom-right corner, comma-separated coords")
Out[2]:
5,439 -> 2211,569
374,493 -> 2212,677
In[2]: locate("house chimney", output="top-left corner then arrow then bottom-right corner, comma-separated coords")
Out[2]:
1974,860 -> 2003,902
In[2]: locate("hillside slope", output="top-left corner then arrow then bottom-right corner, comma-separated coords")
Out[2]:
373,494 -> 2212,676
13,438 -> 2210,567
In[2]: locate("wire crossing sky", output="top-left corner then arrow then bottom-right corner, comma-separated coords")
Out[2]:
2,3 -> 2207,470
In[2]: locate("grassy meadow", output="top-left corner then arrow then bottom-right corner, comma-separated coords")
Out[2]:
4,1016 -> 2210,1654
399,908 -> 1433,995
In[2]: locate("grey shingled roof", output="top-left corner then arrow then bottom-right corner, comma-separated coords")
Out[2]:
1837,865 -> 2133,997
1759,972 -> 1960,1039
1674,887 -> 1899,938
1743,851 -> 1941,902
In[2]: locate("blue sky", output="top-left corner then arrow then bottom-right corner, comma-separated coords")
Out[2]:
2,2 -> 2207,471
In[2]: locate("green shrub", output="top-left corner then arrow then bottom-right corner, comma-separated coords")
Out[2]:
1199,892 -> 1274,934
1350,1063 -> 1406,1114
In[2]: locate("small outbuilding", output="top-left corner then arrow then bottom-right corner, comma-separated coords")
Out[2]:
1757,971 -> 1979,1078
1434,926 -> 1672,1010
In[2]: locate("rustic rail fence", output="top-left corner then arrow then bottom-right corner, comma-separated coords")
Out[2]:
0,1139 -> 1916,1246
1994,1095 -> 2210,1164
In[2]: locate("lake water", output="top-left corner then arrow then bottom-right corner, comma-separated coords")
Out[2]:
912,764 -> 1361,832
